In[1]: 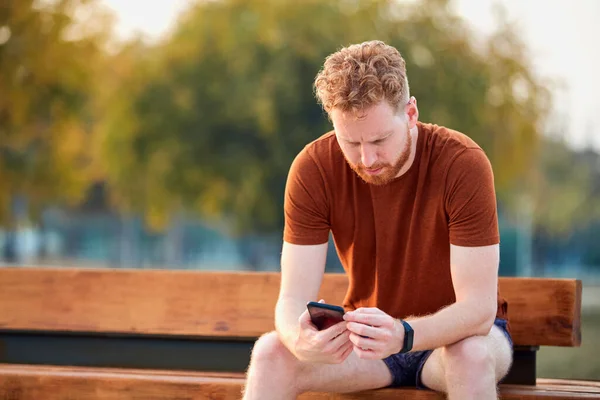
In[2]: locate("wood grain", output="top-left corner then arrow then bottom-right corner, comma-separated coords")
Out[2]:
499,277 -> 582,347
0,267 -> 581,346
0,364 -> 598,399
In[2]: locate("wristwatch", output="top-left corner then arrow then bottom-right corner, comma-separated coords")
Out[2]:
398,319 -> 414,353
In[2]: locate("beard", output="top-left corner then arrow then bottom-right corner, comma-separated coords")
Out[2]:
347,125 -> 413,186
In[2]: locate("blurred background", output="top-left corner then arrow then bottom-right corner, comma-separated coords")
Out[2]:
0,0 -> 598,380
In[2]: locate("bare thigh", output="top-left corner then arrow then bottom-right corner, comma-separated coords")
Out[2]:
420,324 -> 513,392
297,352 -> 392,393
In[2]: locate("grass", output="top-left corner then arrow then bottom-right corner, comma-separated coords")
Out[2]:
537,309 -> 600,380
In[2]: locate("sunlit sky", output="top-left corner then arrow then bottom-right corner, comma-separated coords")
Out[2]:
101,0 -> 600,151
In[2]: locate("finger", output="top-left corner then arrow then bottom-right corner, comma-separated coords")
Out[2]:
353,346 -> 377,360
318,320 -> 348,340
299,309 -> 317,330
328,335 -> 353,355
323,331 -> 352,354
340,340 -> 354,354
335,341 -> 354,362
319,299 -> 325,303
351,307 -> 382,314
346,307 -> 390,316
349,332 -> 380,350
346,322 -> 381,339
340,342 -> 354,362
344,312 -> 389,327
322,330 -> 350,355
328,329 -> 351,350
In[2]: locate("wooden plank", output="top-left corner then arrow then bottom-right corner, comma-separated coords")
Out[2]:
0,267 -> 581,346
0,268 -> 283,338
0,365 -> 599,399
499,277 -> 582,347
0,364 -> 244,400
537,379 -> 600,389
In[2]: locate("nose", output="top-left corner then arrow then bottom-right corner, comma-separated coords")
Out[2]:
360,145 -> 377,168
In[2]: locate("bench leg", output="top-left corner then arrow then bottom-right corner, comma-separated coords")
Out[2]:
502,346 -> 538,385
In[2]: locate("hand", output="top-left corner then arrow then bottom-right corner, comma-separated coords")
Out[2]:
343,307 -> 404,360
293,300 -> 353,364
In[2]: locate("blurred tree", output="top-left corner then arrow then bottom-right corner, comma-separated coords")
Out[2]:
530,141 -> 600,272
99,0 -> 553,240
0,0 -> 112,259
532,139 -> 594,234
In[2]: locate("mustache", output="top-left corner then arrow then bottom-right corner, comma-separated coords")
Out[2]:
356,162 -> 391,170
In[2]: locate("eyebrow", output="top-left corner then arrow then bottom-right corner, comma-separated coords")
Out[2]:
342,130 -> 394,144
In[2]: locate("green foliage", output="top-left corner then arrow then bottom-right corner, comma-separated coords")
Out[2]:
4,0 -> 596,239
529,139 -> 600,236
98,0 -> 553,234
538,308 -> 600,380
0,0 -> 111,224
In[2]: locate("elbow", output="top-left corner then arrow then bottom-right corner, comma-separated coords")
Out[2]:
476,316 -> 495,336
471,301 -> 497,336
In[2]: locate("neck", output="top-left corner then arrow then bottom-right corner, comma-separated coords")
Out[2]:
395,124 -> 419,178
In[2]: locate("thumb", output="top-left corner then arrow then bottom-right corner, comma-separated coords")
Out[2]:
299,308 -> 312,327
318,299 -> 325,303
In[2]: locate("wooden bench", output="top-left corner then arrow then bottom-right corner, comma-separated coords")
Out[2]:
0,267 -> 597,399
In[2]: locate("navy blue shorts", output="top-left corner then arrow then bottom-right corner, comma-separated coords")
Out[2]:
382,318 -> 513,389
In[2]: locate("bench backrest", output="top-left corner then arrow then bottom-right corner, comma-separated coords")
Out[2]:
0,267 -> 581,347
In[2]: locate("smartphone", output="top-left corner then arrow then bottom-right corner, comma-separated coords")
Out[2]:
307,301 -> 345,331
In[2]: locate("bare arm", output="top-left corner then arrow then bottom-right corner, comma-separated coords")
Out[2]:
402,149 -> 500,349
275,241 -> 328,355
344,244 -> 499,358
277,146 -> 352,362
405,243 -> 499,351
345,149 -> 501,357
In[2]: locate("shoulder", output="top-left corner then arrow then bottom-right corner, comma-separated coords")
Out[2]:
304,130 -> 341,163
419,122 -> 491,172
422,122 -> 483,154
290,130 -> 345,177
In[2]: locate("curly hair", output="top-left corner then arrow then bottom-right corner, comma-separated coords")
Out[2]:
314,40 -> 410,117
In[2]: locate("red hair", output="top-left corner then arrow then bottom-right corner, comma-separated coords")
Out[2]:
314,40 -> 410,116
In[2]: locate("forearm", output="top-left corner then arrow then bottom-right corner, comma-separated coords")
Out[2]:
406,299 -> 496,352
274,296 -> 307,357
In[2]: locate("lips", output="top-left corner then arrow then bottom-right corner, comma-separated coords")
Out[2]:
365,167 -> 383,175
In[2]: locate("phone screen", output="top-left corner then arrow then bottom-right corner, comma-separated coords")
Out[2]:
307,302 -> 345,331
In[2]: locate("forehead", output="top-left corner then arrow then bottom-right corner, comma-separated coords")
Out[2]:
331,102 -> 398,140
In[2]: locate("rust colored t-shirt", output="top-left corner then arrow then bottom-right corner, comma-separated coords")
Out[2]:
283,121 -> 508,322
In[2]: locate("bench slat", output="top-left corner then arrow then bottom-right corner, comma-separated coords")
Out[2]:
0,267 -> 581,346
0,365 -> 598,399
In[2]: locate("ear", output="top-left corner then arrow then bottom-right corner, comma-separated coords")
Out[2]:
406,96 -> 419,129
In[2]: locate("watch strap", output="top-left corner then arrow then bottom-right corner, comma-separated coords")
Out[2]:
399,319 -> 414,354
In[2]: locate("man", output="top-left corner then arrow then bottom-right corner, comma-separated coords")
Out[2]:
242,40 -> 513,400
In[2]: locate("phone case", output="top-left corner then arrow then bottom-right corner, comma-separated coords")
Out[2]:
307,301 -> 345,330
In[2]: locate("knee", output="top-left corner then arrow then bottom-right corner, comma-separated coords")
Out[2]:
442,335 -> 493,375
250,331 -> 296,369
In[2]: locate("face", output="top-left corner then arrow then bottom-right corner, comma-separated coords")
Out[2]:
331,100 -> 417,186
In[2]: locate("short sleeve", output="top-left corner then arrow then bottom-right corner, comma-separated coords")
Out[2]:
283,147 -> 330,245
444,148 -> 500,247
